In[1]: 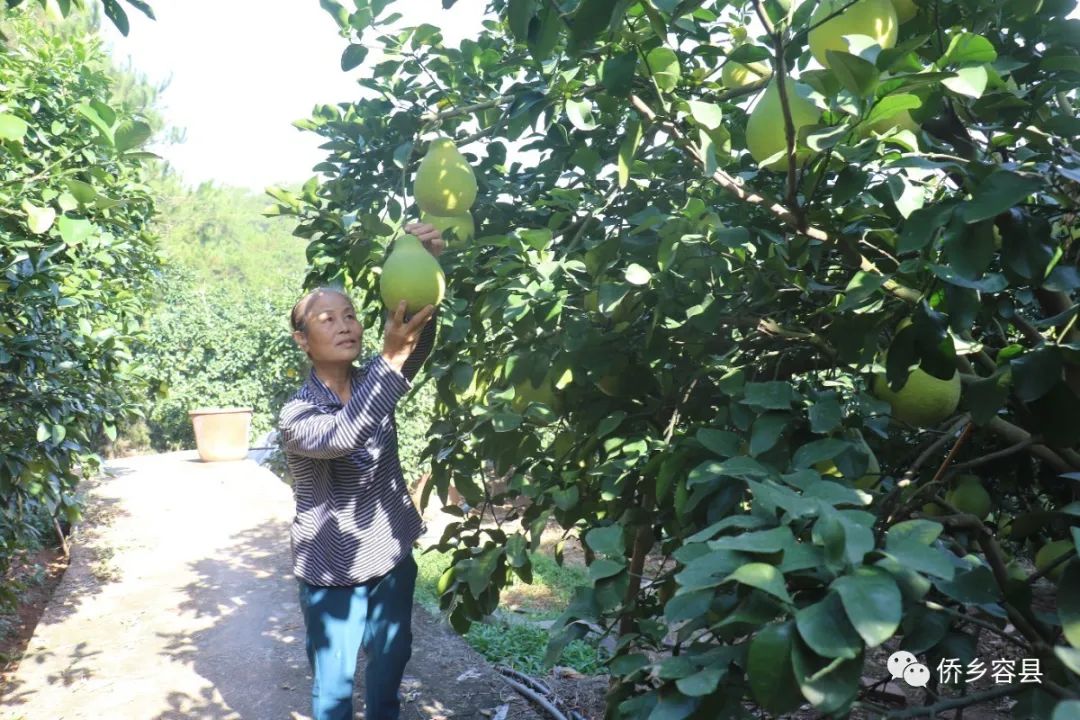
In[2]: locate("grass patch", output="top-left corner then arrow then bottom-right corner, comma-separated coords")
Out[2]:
412,548 -> 606,675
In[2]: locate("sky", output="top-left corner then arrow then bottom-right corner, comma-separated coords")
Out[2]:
103,0 -> 1080,192
102,0 -> 493,191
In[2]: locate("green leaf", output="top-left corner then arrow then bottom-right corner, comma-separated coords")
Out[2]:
886,519 -> 942,545
747,622 -> 804,715
728,44 -> 771,64
602,51 -> 637,97
687,100 -> 722,130
865,94 -> 922,127
941,33 -> 997,66
708,525 -> 792,553
647,693 -> 699,720
792,438 -> 851,469
791,640 -> 862,714
625,263 -> 651,285
585,524 -> 624,555
742,381 -> 794,409
960,170 -> 1043,223
0,113 -> 28,141
507,0 -> 536,42
942,65 -> 988,98
22,201 -> 56,234
589,557 -> 626,581
114,120 -> 151,151
882,538 -> 954,579
565,98 -> 598,131
695,428 -> 740,457
617,116 -> 643,189
832,567 -> 902,647
724,562 -> 792,604
341,44 -> 368,71
795,592 -> 862,659
65,179 -> 98,205
675,666 -> 725,697
1059,559 -> 1080,648
749,412 -> 788,455
827,51 -> 880,96
76,102 -> 115,144
809,393 -> 842,434
1011,348 -> 1062,403
1054,701 -> 1080,720
37,423 -> 49,443
567,0 -> 619,54
102,0 -> 130,35
1053,646 -> 1080,676
57,215 -> 93,246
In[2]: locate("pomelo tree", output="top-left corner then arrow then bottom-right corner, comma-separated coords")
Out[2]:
276,0 -> 1080,716
0,8 -> 161,598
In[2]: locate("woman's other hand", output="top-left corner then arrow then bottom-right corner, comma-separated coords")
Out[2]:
404,222 -> 445,258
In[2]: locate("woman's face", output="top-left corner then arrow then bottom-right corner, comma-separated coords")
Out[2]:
292,290 -> 363,364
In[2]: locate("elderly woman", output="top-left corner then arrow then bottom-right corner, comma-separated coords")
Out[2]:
278,222 -> 444,720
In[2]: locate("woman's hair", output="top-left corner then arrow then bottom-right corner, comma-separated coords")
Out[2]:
290,287 -> 353,333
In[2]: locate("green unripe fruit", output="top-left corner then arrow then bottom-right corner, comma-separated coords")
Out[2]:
746,80 -> 821,172
414,137 -> 477,216
379,235 -> 446,314
808,0 -> 898,69
1005,560 -> 1027,583
944,478 -> 991,519
890,0 -> 919,23
873,360 -> 961,427
420,210 -> 474,243
644,47 -> 681,92
1035,539 -> 1075,582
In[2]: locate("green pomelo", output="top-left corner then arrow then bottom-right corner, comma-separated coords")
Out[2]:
379,234 -> 446,314
1035,539 -> 1074,582
645,47 -> 681,92
945,478 -> 991,519
414,137 -> 477,216
722,59 -> 771,89
745,80 -> 820,172
873,362 -> 961,427
420,210 -> 474,243
890,0 -> 919,23
808,0 -> 898,69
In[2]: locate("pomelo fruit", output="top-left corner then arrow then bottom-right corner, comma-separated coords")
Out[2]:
1035,539 -> 1075,582
420,210 -> 474,243
722,58 -> 771,89
944,475 -> 991,519
890,0 -> 919,23
414,137 -> 477,216
379,234 -> 446,314
644,47 -> 681,92
808,0 -> 898,69
745,79 -> 821,172
872,359 -> 961,427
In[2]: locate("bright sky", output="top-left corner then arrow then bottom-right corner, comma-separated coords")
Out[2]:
103,0 -> 492,191
104,0 -> 1080,192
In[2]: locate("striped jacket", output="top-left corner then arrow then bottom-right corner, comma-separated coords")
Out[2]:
278,319 -> 435,586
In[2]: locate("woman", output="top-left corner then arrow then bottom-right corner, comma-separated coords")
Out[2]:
278,222 -> 444,720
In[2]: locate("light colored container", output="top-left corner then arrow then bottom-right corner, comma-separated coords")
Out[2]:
189,407 -> 253,462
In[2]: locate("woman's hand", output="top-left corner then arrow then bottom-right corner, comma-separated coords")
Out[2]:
404,222 -> 445,258
380,300 -> 435,372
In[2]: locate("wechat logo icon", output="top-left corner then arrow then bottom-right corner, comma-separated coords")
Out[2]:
889,650 -> 931,688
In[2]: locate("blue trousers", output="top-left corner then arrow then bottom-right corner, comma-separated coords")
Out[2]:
297,554 -> 417,720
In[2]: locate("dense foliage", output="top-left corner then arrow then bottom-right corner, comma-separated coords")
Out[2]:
274,0 -> 1080,716
0,11 -> 160,602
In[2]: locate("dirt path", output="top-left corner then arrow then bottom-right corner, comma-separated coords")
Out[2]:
0,451 -> 542,720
